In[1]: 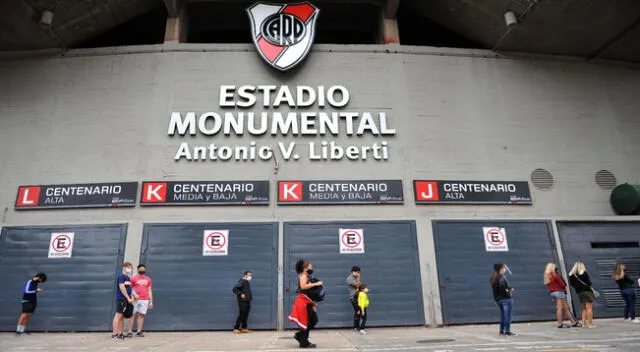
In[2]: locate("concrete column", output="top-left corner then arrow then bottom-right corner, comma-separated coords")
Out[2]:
164,17 -> 181,43
382,18 -> 400,44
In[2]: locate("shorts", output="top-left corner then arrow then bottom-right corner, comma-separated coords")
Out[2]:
116,300 -> 134,318
133,300 -> 149,315
21,302 -> 37,314
578,291 -> 595,303
550,291 -> 567,300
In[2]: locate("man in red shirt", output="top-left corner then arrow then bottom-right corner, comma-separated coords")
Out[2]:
129,264 -> 153,337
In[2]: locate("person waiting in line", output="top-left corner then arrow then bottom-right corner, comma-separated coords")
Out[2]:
356,284 -> 370,335
568,262 -> 597,328
543,263 -> 581,328
490,263 -> 515,336
15,272 -> 47,336
289,259 -> 324,349
112,262 -> 134,340
612,263 -> 640,323
232,271 -> 253,334
346,266 -> 362,332
127,264 -> 154,337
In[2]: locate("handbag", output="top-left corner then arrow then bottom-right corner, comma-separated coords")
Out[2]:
573,274 -> 600,299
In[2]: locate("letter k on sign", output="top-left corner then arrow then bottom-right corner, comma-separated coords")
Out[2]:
279,182 -> 302,202
142,182 -> 167,203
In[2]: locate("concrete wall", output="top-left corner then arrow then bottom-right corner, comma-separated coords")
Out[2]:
1,44 -> 640,326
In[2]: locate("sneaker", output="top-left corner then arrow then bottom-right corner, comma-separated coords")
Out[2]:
135,332 -> 145,337
353,328 -> 359,332
359,330 -> 367,335
125,332 -> 133,338
15,332 -> 25,337
557,324 -> 570,328
240,329 -> 252,333
233,329 -> 242,334
117,334 -> 126,340
632,319 -> 640,323
504,332 -> 517,336
301,343 -> 316,348
111,334 -> 118,340
572,322 -> 582,328
499,331 -> 505,336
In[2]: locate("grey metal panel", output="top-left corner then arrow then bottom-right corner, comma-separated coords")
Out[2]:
139,222 -> 278,330
0,224 -> 127,332
433,220 -> 558,325
557,221 -> 640,318
283,221 -> 425,328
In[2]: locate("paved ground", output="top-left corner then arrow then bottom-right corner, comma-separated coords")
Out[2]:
1,319 -> 640,352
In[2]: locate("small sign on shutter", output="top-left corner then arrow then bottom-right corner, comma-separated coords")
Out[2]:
483,227 -> 508,252
339,228 -> 365,254
48,233 -> 75,258
203,230 -> 229,256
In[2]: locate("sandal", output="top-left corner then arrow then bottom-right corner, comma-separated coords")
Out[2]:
572,322 -> 582,328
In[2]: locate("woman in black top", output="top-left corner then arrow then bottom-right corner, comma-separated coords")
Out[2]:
490,263 -> 515,336
612,263 -> 640,323
568,262 -> 595,328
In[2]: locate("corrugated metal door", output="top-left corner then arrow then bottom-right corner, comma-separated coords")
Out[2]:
433,220 -> 558,325
557,221 -> 640,318
283,221 -> 425,328
139,222 -> 278,330
0,224 -> 127,332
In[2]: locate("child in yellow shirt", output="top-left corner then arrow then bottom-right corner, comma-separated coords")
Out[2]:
357,284 -> 370,334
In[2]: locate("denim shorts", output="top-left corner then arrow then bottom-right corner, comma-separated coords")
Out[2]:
550,291 -> 567,300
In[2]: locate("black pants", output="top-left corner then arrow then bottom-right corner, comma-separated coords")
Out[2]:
358,308 -> 367,330
296,304 -> 318,347
351,299 -> 360,329
234,301 -> 251,329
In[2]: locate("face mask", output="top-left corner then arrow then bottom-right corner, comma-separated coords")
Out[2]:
364,288 -> 369,293
138,271 -> 146,275
246,276 -> 252,281
307,269 -> 314,275
125,268 -> 132,274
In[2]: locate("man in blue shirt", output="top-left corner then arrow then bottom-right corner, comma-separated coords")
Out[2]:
112,262 -> 134,340
16,273 -> 47,335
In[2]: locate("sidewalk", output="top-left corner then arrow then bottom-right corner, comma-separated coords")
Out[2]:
1,319 -> 640,352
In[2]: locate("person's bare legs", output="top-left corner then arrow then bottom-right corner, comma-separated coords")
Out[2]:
112,313 -> 123,335
561,299 -> 577,324
135,313 -> 145,333
125,316 -> 134,334
581,303 -> 587,326
556,299 -> 564,325
586,302 -> 594,327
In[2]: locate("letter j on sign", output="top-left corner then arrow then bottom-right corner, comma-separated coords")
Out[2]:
48,232 -> 75,258
203,230 -> 229,256
339,228 -> 365,254
483,227 -> 509,252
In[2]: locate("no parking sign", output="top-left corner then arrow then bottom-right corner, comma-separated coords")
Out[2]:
48,232 -> 75,258
483,227 -> 508,252
203,230 -> 229,256
339,229 -> 365,254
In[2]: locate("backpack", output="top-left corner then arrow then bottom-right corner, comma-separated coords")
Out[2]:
300,276 -> 326,302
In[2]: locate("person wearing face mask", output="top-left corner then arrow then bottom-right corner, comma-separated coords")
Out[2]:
289,259 -> 323,348
356,284 -> 370,335
491,263 -> 516,336
127,264 -> 153,337
232,271 -> 253,333
112,262 -> 134,340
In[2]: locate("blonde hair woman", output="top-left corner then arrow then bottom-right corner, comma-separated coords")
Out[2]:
568,262 -> 595,328
612,264 -> 640,323
544,263 -> 580,328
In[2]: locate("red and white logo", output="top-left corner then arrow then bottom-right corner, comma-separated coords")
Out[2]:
279,182 -> 303,202
415,181 -> 439,201
16,186 -> 41,207
142,182 -> 167,203
247,2 -> 320,71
